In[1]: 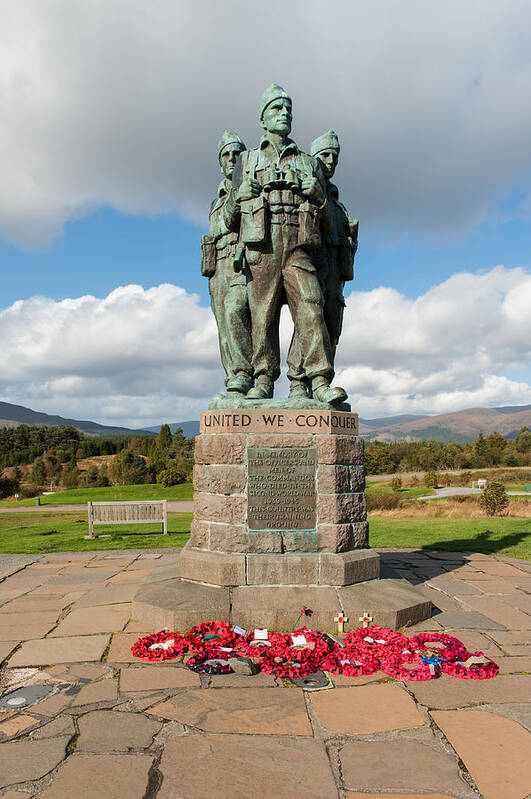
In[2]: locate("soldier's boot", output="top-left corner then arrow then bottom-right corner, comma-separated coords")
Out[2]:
288,379 -> 309,399
226,372 -> 253,395
311,377 -> 347,405
246,375 -> 274,399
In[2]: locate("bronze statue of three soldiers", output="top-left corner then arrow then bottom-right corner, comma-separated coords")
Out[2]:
201,84 -> 358,406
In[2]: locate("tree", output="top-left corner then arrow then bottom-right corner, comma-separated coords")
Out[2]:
109,451 -> 152,485
62,465 -> 80,489
30,457 -> 47,486
480,481 -> 509,517
391,477 -> 402,493
424,471 -> 438,489
157,424 -> 172,451
157,463 -> 190,487
474,430 -> 488,467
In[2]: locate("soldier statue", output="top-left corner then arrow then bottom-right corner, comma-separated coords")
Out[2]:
201,86 -> 354,407
201,132 -> 253,395
287,131 -> 358,397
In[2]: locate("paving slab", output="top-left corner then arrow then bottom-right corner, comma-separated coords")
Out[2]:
159,734 -> 337,799
107,569 -> 153,584
106,633 -> 150,663
344,794 -> 460,799
339,738 -> 473,797
433,610 -> 505,630
0,641 -> 18,663
46,571 -> 116,585
407,674 -> 531,709
477,702 -> 531,732
70,678 -> 118,707
77,709 -> 161,752
0,596 -> 70,614
0,611 -> 59,641
465,578 -> 523,594
432,709 -> 531,799
49,604 -> 131,637
119,665 -> 200,691
8,634 -> 110,667
30,692 -> 74,717
472,561 -> 527,577
331,670 -> 387,686
208,671 -> 278,687
310,683 -> 424,735
426,577 -> 483,595
0,736 -> 71,789
0,713 -> 39,738
148,687 -> 312,735
457,596 -> 531,629
40,752 -> 153,799
73,584 -> 141,607
29,715 -> 76,738
495,655 -> 531,673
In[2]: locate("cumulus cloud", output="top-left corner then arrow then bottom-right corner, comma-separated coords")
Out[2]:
0,267 -> 529,427
1,1 -> 531,248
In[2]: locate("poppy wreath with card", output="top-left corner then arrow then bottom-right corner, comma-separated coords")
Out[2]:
442,652 -> 499,680
234,630 -> 288,659
185,620 -> 236,652
380,650 -> 442,681
259,647 -> 322,679
186,648 -> 234,674
321,645 -> 381,676
408,632 -> 468,664
345,625 -> 409,657
131,629 -> 188,662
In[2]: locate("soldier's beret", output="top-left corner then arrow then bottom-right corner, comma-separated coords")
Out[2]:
310,131 -> 340,157
217,131 -> 246,162
259,84 -> 291,120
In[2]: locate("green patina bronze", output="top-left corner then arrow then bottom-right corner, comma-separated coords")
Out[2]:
201,85 -> 358,409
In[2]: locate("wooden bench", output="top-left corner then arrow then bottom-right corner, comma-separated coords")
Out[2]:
86,500 -> 168,539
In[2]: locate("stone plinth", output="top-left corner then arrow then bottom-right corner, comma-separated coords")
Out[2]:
133,406 -> 432,630
187,409 -> 369,571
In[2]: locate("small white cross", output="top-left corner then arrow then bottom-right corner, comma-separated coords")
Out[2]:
334,613 -> 348,634
359,612 -> 373,629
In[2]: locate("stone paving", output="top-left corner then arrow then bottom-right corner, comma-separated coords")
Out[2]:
0,548 -> 530,798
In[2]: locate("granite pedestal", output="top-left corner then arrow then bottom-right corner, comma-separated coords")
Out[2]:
133,407 -> 432,630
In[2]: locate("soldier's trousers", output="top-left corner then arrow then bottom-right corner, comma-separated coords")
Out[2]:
287,252 -> 345,382
245,218 -> 333,383
209,257 -> 253,384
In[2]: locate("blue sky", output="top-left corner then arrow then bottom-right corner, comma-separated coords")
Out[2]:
0,1 -> 530,428
2,204 -> 530,309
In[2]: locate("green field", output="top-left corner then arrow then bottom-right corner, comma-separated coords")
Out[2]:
0,509 -> 529,559
369,517 -> 530,560
0,511 -> 192,553
0,483 -> 193,508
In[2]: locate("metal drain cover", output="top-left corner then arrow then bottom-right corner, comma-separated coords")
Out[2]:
290,670 -> 331,690
0,684 -> 53,709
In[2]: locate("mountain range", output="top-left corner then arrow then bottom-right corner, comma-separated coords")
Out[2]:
1,400 -> 530,443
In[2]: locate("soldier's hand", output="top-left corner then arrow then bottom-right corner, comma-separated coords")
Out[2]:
236,179 -> 261,202
301,177 -> 324,205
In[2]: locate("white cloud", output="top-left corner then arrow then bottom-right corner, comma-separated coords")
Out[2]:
0,267 -> 529,427
1,1 -> 531,248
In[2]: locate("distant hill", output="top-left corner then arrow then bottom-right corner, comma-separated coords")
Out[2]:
358,414 -> 427,433
142,421 -> 200,438
0,401 -> 154,437
363,404 -> 531,442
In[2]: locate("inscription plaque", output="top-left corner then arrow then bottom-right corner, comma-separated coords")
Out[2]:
247,447 -> 317,530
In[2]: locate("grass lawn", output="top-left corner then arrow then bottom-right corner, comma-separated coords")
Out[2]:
0,508 -> 529,560
369,517 -> 531,560
0,483 -> 193,508
0,511 -> 192,553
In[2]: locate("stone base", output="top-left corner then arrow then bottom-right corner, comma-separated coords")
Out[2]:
178,545 -> 380,587
208,395 -> 351,411
132,559 -> 432,631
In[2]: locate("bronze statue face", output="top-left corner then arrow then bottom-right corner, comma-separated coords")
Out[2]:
316,148 -> 339,179
220,144 -> 244,179
262,97 -> 292,137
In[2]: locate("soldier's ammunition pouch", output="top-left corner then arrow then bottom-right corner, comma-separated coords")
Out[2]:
298,200 -> 321,251
339,244 -> 355,281
200,235 -> 217,278
240,195 -> 268,245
